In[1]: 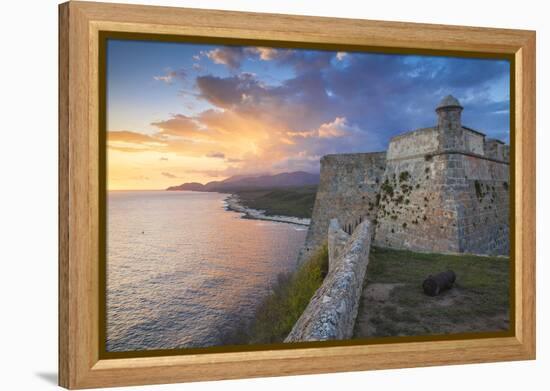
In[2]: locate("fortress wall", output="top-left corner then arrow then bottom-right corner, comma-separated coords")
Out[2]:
285,220 -> 371,342
373,153 -> 461,253
503,145 -> 510,162
485,139 -> 509,162
387,127 -> 438,160
297,152 -> 386,264
374,151 -> 509,255
455,156 -> 510,255
465,130 -> 485,155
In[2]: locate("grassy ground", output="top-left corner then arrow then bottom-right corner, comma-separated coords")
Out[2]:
235,185 -> 317,219
353,247 -> 510,338
223,244 -> 329,345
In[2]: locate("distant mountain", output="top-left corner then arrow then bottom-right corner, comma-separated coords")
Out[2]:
166,171 -> 320,192
224,172 -> 320,189
167,182 -> 205,191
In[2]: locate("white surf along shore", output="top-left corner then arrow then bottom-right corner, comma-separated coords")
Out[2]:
223,194 -> 310,227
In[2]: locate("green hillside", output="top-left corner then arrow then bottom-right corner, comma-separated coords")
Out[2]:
235,185 -> 317,219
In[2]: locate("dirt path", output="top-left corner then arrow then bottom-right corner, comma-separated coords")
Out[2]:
354,281 -> 509,338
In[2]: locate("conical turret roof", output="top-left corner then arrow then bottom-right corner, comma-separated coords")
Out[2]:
436,95 -> 463,110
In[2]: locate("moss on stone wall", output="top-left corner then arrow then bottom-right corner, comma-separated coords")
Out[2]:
399,171 -> 410,182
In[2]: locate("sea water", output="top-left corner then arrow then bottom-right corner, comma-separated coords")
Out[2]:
107,190 -> 306,351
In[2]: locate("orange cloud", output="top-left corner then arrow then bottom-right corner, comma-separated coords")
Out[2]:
206,152 -> 225,159
286,117 -> 354,139
204,47 -> 244,70
318,117 -> 354,138
108,131 -> 157,143
151,114 -> 212,140
108,72 -> 374,188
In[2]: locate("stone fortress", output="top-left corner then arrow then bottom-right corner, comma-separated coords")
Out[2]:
299,95 -> 510,262
287,95 -> 511,342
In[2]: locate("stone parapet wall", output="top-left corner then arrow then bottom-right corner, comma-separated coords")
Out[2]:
464,129 -> 485,155
387,127 -> 438,160
327,219 -> 350,272
484,138 -> 509,162
285,220 -> 372,342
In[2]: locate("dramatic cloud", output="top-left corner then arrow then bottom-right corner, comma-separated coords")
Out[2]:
195,71 -> 335,131
195,74 -> 252,108
279,50 -> 334,74
288,117 -> 357,139
206,152 -> 225,159
202,46 -> 295,70
204,47 -> 246,70
246,47 -> 294,62
151,114 -> 211,140
318,117 -> 355,138
322,53 -> 509,139
108,131 -> 157,144
108,42 -> 510,189
251,47 -> 280,61
107,131 -> 167,153
153,68 -> 186,84
336,52 -> 348,61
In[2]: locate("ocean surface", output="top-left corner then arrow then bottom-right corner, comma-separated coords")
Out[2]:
107,190 -> 307,352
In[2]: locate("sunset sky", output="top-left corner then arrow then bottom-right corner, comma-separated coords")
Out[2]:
106,39 -> 510,190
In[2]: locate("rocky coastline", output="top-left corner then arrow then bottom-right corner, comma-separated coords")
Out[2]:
224,194 -> 310,226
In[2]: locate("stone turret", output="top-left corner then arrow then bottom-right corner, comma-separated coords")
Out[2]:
436,95 -> 465,151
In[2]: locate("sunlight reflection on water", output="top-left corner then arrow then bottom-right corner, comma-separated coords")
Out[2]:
107,191 -> 306,352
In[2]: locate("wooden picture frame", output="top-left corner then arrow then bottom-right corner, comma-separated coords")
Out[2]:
59,1 -> 536,389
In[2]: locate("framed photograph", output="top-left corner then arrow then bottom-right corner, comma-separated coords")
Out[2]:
59,1 -> 536,389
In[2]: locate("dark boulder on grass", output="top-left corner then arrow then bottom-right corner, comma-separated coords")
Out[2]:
423,270 -> 456,296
